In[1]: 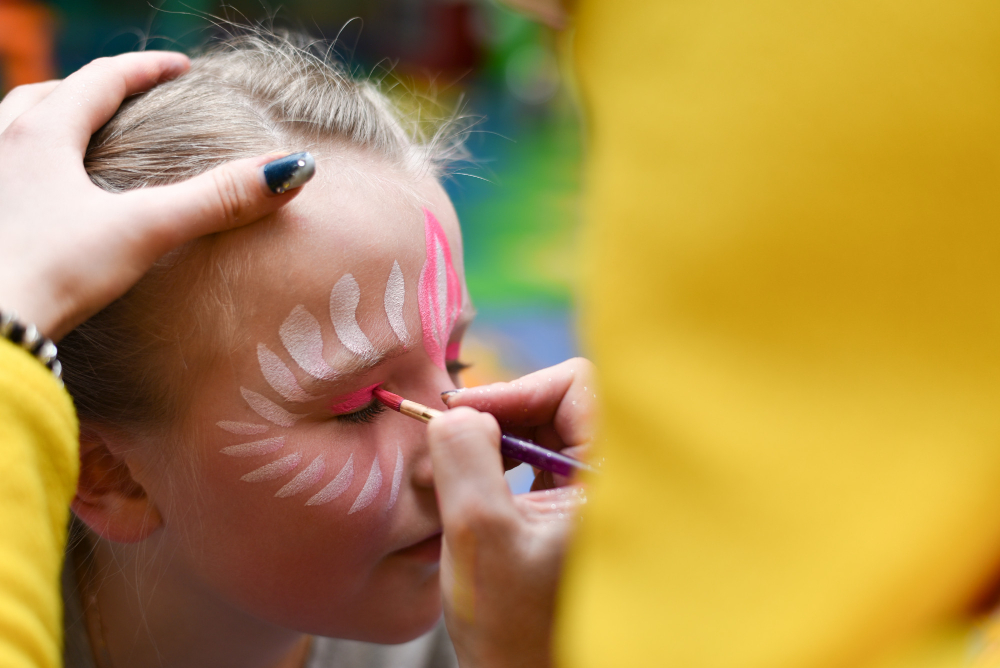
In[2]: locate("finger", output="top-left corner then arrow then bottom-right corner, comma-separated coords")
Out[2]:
0,80 -> 60,134
26,51 -> 189,152
513,485 -> 586,521
118,152 -> 315,258
445,357 -> 598,447
427,408 -> 519,535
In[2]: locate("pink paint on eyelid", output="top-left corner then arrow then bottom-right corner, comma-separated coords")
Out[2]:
418,208 -> 462,370
328,383 -> 381,414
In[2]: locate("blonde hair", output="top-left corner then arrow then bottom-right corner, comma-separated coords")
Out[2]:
61,27 -> 468,430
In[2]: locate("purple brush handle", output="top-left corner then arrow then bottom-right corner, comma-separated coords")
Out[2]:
500,433 -> 593,477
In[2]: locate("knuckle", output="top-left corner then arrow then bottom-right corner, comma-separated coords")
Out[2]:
209,167 -> 251,224
1,115 -> 41,143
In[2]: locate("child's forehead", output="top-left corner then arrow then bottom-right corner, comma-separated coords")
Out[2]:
215,159 -> 464,355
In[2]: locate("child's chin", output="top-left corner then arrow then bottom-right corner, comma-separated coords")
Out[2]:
295,594 -> 444,643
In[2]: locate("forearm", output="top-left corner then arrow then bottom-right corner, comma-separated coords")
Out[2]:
0,339 -> 79,668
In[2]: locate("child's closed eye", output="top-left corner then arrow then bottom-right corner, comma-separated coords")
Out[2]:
333,400 -> 386,425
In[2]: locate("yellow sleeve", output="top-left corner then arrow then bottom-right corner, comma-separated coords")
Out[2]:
558,1 -> 1000,667
0,339 -> 79,668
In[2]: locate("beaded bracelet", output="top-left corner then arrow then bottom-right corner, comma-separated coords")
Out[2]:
0,309 -> 62,380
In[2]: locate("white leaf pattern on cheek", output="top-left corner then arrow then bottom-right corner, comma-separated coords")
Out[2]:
329,274 -> 376,358
279,305 -> 337,381
349,455 -> 383,514
241,453 -> 302,482
216,421 -> 269,435
240,387 -> 305,427
220,437 -> 285,457
275,454 -> 326,497
387,446 -> 403,510
257,344 -> 320,403
305,454 -> 355,506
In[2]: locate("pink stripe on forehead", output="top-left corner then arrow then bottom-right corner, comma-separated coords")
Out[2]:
418,208 -> 461,370
328,383 -> 380,414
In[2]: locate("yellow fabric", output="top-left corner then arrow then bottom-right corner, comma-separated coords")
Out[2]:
0,339 -> 79,668
559,1 -> 1000,667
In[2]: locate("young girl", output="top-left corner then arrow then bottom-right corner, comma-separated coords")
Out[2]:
59,28 -> 475,668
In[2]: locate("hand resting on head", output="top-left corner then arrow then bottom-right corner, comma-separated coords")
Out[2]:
0,51 -> 312,342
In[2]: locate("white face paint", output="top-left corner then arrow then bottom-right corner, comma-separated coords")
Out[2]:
387,446 -> 403,510
348,456 -> 383,515
220,437 -> 285,457
257,344 -> 319,403
218,259 -> 420,516
384,261 -> 410,346
275,454 -> 326,498
241,387 -> 305,427
329,274 -> 376,358
217,421 -> 269,435
241,453 -> 303,483
280,306 -> 336,381
305,454 -> 355,506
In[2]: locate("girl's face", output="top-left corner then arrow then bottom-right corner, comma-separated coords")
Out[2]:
132,158 -> 472,642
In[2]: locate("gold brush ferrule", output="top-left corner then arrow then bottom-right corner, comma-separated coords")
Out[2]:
399,400 -> 442,423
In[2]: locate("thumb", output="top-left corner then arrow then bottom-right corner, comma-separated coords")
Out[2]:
427,408 -> 519,533
120,151 -> 315,252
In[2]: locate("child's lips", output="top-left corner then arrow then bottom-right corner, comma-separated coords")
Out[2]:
394,531 -> 443,562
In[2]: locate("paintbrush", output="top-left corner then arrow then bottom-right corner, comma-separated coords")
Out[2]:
373,388 -> 594,477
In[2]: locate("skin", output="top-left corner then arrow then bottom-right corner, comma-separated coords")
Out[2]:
73,152 -> 474,667
1,48 -> 590,668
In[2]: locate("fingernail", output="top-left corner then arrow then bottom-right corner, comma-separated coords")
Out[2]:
440,388 -> 465,404
263,152 -> 315,194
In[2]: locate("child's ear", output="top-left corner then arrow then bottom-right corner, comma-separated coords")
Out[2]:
72,426 -> 163,543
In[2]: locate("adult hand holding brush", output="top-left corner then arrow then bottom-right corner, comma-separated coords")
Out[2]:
427,358 -> 597,668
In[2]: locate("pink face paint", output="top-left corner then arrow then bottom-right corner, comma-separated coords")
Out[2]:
240,452 -> 302,483
328,383 -> 380,414
417,209 -> 462,369
220,437 -> 285,458
387,446 -> 403,510
349,455 -> 383,514
305,454 -> 355,506
275,454 -> 326,498
445,341 -> 461,365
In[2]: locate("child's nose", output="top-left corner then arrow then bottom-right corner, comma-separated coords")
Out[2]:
403,367 -> 457,489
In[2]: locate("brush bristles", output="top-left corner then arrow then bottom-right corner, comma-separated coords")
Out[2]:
373,388 -> 404,412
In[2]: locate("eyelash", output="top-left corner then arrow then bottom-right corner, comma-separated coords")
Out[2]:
447,360 -> 472,375
334,400 -> 386,425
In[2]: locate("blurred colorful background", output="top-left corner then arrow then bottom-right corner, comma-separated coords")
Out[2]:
0,0 -> 584,490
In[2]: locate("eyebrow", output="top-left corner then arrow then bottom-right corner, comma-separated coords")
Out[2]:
295,343 -> 409,396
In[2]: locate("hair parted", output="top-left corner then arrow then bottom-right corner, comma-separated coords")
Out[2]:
60,25 -> 471,431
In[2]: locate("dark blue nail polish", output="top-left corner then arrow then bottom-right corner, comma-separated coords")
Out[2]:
263,152 -> 315,194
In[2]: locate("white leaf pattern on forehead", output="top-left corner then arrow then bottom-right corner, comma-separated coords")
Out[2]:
257,343 -> 319,403
216,421 -> 269,435
240,453 -> 302,482
220,437 -> 285,457
280,306 -> 336,381
384,261 -> 409,346
240,387 -> 305,427
329,274 -> 376,358
349,456 -> 383,514
387,446 -> 403,510
275,454 -> 326,498
305,454 -> 355,506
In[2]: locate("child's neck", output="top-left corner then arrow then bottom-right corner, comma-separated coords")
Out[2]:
83,531 -> 309,668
